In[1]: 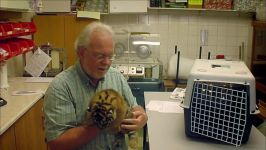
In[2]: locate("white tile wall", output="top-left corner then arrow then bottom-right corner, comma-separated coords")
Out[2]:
102,11 -> 253,78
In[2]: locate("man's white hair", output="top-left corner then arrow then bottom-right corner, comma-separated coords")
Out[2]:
74,22 -> 114,52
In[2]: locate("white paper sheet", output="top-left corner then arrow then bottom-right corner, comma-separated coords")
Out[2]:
12,89 -> 44,96
24,48 -> 51,77
24,77 -> 54,83
170,87 -> 186,100
146,100 -> 184,113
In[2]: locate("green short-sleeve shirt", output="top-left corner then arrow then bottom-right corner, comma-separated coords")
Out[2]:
44,61 -> 137,150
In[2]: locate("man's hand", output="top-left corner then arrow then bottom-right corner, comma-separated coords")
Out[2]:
121,106 -> 148,131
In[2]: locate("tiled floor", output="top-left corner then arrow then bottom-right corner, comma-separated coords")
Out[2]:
257,121 -> 266,137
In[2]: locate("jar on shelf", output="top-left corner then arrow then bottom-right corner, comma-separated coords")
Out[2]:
234,0 -> 259,12
256,0 -> 266,21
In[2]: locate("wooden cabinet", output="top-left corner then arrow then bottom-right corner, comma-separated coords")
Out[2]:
64,15 -> 94,67
0,99 -> 47,150
0,126 -> 16,150
33,14 -> 95,68
251,21 -> 266,119
251,21 -> 266,94
14,99 -> 47,150
33,15 -> 65,49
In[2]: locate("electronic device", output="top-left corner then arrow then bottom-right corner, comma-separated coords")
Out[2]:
112,31 -> 162,79
183,59 -> 257,146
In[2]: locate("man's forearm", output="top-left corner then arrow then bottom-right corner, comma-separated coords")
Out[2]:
48,124 -> 100,150
132,105 -> 146,114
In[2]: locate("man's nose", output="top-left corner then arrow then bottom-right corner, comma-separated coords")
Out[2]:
101,58 -> 112,64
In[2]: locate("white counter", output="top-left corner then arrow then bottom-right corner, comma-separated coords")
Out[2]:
145,92 -> 266,150
0,77 -> 51,135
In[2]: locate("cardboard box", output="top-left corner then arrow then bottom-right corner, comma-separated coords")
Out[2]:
203,0 -> 217,9
203,0 -> 232,10
216,0 -> 232,10
188,0 -> 203,8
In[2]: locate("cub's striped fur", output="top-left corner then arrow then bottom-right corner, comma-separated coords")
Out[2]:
86,89 -> 138,149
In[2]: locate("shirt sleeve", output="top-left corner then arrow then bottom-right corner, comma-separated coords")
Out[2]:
44,79 -> 77,142
118,73 -> 138,108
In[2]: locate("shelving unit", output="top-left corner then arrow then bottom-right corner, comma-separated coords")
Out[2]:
0,22 -> 36,61
0,21 -> 36,88
148,7 -> 251,12
147,6 -> 255,16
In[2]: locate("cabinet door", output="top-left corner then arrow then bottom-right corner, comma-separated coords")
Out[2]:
33,15 -> 65,49
0,126 -> 16,150
14,99 -> 47,150
0,0 -> 30,10
64,15 -> 95,67
41,0 -> 71,12
251,21 -> 266,84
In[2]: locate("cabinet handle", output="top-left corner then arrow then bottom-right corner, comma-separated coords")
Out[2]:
132,87 -> 141,90
42,115 -> 45,130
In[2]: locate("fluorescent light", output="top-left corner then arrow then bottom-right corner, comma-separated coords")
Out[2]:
132,41 -> 160,45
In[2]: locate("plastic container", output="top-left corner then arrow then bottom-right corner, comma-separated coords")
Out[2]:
1,23 -> 13,38
0,25 -> 6,38
8,40 -> 21,56
15,39 -> 28,53
183,59 -> 256,146
20,22 -> 37,35
0,48 -> 9,61
24,39 -> 35,51
10,22 -> 24,35
0,43 -> 11,59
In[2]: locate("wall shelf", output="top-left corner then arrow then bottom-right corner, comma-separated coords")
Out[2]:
0,0 -> 30,11
148,7 -> 255,14
0,7 -> 28,12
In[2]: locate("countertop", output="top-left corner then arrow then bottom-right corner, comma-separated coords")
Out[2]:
145,92 -> 266,150
0,77 -> 51,135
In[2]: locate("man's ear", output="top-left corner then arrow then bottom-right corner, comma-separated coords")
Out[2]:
77,47 -> 86,58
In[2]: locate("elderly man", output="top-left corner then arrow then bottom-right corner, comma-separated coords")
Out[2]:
44,22 -> 148,150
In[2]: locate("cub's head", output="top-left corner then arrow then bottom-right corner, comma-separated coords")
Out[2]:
88,89 -> 126,129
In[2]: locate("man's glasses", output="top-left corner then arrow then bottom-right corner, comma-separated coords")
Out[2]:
95,54 -> 115,62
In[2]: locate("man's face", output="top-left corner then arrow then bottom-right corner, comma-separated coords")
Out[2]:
79,31 -> 114,80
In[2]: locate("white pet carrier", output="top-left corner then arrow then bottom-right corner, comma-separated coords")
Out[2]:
183,59 -> 256,146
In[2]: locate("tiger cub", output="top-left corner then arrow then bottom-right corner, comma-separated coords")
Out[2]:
86,89 -> 139,149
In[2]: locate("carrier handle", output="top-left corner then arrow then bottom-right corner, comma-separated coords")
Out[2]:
251,105 -> 260,115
